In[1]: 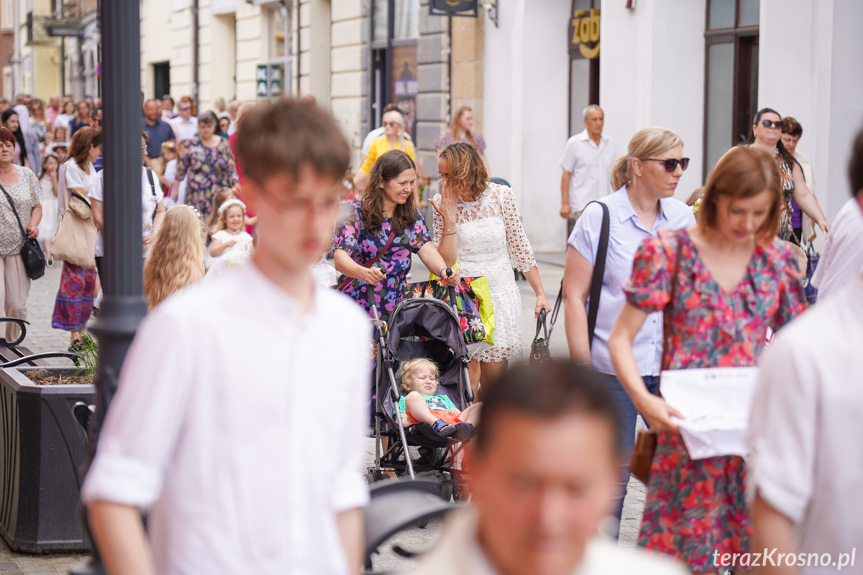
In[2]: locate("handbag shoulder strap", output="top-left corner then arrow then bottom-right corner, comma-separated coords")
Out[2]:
145,167 -> 157,198
587,201 -> 610,349
660,232 -> 687,379
365,226 -> 398,270
547,279 -> 564,340
0,182 -> 28,241
70,191 -> 91,207
335,226 -> 398,292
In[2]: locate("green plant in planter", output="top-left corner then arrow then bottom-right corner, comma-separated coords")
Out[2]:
73,334 -> 98,384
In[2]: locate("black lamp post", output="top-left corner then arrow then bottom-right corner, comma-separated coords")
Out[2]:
70,0 -> 146,572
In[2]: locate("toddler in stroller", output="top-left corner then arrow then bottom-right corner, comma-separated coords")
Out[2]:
398,358 -> 480,442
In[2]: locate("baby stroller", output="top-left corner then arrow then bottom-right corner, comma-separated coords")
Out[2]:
368,282 -> 474,502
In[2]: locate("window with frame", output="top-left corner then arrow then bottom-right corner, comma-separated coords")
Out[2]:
703,0 -> 759,178
370,0 -> 419,140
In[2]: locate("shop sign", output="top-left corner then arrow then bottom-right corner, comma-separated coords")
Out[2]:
569,7 -> 600,60
256,64 -> 284,99
430,0 -> 478,18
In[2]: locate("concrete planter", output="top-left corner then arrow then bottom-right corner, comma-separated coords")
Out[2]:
0,366 -> 94,553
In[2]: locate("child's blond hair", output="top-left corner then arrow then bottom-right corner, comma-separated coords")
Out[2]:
144,205 -> 206,310
400,358 -> 439,392
211,198 -> 246,235
208,190 -> 240,233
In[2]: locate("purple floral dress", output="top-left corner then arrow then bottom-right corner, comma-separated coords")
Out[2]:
623,229 -> 807,573
333,200 -> 429,323
176,137 -> 238,219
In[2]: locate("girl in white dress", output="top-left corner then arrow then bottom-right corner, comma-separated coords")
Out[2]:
37,153 -> 59,262
431,142 -> 551,395
207,198 -> 253,278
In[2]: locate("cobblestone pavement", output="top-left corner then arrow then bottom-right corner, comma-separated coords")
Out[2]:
2,254 -> 647,573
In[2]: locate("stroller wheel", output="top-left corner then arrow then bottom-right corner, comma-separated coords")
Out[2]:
436,471 -> 454,502
453,472 -> 470,502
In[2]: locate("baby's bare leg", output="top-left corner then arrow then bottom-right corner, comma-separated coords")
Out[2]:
404,392 -> 440,425
458,402 -> 482,427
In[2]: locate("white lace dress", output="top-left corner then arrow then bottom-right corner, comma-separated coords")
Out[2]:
433,183 -> 538,363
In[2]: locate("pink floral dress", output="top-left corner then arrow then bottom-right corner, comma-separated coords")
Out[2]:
623,229 -> 806,573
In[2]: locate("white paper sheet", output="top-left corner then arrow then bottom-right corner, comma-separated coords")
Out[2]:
659,367 -> 758,460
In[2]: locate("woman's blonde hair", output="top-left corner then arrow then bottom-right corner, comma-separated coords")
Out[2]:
611,127 -> 683,190
400,358 -> 440,392
697,146 -> 782,243
439,141 -> 488,201
450,106 -> 476,147
144,205 -> 206,310
382,110 -> 406,147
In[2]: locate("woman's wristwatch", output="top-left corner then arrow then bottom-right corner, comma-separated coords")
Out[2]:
439,268 -> 449,279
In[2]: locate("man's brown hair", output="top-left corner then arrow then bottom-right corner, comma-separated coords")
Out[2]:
236,98 -> 350,186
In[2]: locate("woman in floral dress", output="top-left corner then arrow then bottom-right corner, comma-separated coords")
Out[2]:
334,150 -> 457,324
608,147 -> 807,573
173,111 -> 238,219
432,142 -> 550,396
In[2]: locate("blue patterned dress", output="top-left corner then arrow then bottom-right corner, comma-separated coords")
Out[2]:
333,200 -> 429,324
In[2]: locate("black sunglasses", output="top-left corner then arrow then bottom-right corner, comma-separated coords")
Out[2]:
644,158 -> 690,172
760,119 -> 782,129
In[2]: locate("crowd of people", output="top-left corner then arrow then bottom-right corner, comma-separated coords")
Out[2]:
0,91 -> 257,350
0,86 -> 855,575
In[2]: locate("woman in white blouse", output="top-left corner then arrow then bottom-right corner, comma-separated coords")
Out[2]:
51,127 -> 101,352
432,142 -> 550,396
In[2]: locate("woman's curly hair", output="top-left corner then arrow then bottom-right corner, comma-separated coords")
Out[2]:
439,141 -> 488,201
144,205 -> 207,310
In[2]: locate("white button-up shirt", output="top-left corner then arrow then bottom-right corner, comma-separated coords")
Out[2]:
169,116 -> 198,142
82,263 -> 371,575
748,273 -> 863,574
559,129 -> 617,212
810,198 -> 863,300
568,187 -> 695,376
411,508 -> 689,575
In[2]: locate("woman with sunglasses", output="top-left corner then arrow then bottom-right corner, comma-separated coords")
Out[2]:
608,146 -> 807,573
741,108 -> 828,243
562,126 -> 695,536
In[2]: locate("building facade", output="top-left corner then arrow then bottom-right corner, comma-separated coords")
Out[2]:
486,0 -> 863,251
0,0 -> 100,101
139,0 -> 862,252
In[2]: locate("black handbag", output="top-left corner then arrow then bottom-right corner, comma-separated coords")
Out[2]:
530,282 -> 563,364
0,182 -> 45,280
530,309 -> 552,364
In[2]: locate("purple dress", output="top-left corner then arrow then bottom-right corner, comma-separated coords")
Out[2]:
333,200 -> 429,323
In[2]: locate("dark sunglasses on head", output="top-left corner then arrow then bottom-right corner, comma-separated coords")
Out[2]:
760,119 -> 782,129
644,158 -> 690,172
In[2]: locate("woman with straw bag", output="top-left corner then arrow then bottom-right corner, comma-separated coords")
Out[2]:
51,127 -> 100,352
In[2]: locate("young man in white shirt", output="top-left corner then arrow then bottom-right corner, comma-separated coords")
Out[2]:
559,105 -> 616,236
747,127 -> 863,575
82,99 -> 370,575
413,361 -> 687,575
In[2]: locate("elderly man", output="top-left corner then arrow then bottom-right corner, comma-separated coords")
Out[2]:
747,128 -> 863,575
559,105 -> 616,236
412,361 -> 686,575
